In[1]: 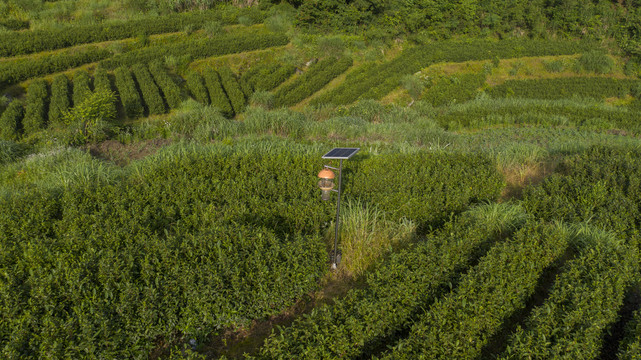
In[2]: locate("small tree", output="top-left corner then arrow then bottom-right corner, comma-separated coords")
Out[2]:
63,89 -> 116,143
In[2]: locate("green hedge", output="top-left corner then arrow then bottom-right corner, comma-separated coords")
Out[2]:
0,11 -> 229,58
0,144 -> 331,358
423,72 -> 486,107
381,222 -> 571,359
99,32 -> 289,70
242,63 -> 295,93
0,47 -> 111,89
149,61 -> 183,109
348,152 -> 504,231
258,206 -> 526,359
72,70 -> 93,107
132,64 -> 166,115
489,77 -> 641,100
114,66 -> 143,119
48,74 -> 71,126
22,79 -> 49,135
619,309 -> 641,359
0,101 -> 24,141
0,18 -> 29,31
186,71 -> 210,105
218,67 -> 246,115
93,67 -> 117,117
500,236 -> 638,359
313,39 -> 594,106
275,57 -> 352,107
522,146 -> 641,235
203,69 -> 233,117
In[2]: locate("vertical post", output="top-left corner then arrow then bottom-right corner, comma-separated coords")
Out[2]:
332,159 -> 343,269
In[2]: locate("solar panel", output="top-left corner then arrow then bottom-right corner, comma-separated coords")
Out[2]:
322,147 -> 360,160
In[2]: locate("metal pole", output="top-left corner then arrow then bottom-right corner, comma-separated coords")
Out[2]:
332,159 -> 343,269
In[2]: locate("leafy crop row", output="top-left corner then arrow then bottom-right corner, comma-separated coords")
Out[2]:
0,18 -> 29,31
0,101 -> 24,141
149,61 -> 183,109
72,70 -> 93,107
93,67 -> 116,117
114,66 -> 144,119
381,222 -> 571,359
0,11 -> 228,57
258,204 -> 525,359
0,47 -> 111,89
423,72 -> 486,107
132,64 -> 166,115
619,309 -> 641,359
186,71 -> 210,105
501,235 -> 638,359
99,31 -> 289,70
242,63 -> 295,93
218,67 -> 246,115
48,74 -> 71,126
489,77 -> 641,100
203,69 -> 233,117
275,57 -> 353,107
314,39 -> 594,106
22,79 -> 49,135
523,146 -> 641,235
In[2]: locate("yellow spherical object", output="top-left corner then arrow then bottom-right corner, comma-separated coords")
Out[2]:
318,168 -> 335,179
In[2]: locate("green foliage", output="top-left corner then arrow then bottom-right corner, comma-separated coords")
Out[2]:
381,222 -> 571,359
0,101 -> 24,141
62,89 -> 117,144
48,74 -> 71,126
242,63 -> 295,93
0,10 -> 229,57
185,71 -> 210,105
22,78 -> 49,135
93,67 -> 117,118
99,31 -> 289,70
314,39 -> 593,106
114,66 -> 144,119
577,50 -> 615,74
0,18 -> 29,31
132,64 -> 166,115
217,67 -> 246,115
489,77 -> 640,100
501,232 -> 639,359
0,47 -> 110,89
619,309 -> 641,359
274,56 -> 353,107
522,146 -> 641,235
0,140 -> 26,165
249,91 -> 275,110
72,70 -> 92,107
348,151 -> 504,231
259,203 -> 528,359
423,72 -> 486,107
401,74 -> 425,101
149,61 -> 183,109
543,59 -> 566,73
202,68 -> 233,118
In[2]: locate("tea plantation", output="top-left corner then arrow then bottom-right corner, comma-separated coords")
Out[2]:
1,0 -> 641,359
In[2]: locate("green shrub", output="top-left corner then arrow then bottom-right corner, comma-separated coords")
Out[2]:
0,47 -> 111,89
0,11 -> 229,57
489,77 -> 640,100
0,101 -> 24,141
0,18 -> 29,31
382,222 -> 571,359
93,67 -> 117,118
423,72 -> 486,107
217,67 -> 246,115
132,64 -> 166,115
48,74 -> 71,126
114,67 -> 144,119
149,61 -> 183,109
23,79 -> 49,135
249,91 -> 275,109
185,72 -> 210,105
274,56 -> 353,107
100,31 -> 289,70
202,69 -> 233,118
577,51 -> 615,74
241,63 -> 295,93
543,59 -> 566,73
619,309 -> 641,359
72,70 -> 92,107
62,90 -> 117,144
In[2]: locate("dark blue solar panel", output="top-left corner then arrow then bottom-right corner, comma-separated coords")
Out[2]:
322,148 -> 360,159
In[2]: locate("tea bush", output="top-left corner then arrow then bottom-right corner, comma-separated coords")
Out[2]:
93,67 -> 117,117
48,74 -> 71,126
149,61 -> 183,109
186,71 -> 210,105
22,79 -> 49,135
489,77 -> 640,100
114,66 -> 144,119
619,309 -> 641,359
203,69 -> 233,117
218,67 -> 246,115
0,101 -> 24,141
381,222 -> 571,359
72,70 -> 93,107
132,64 -> 166,115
